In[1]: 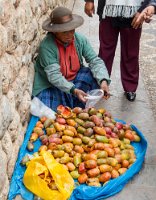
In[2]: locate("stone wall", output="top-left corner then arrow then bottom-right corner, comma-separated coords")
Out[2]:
0,0 -> 73,199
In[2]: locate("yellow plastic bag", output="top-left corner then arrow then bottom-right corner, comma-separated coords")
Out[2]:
23,151 -> 74,200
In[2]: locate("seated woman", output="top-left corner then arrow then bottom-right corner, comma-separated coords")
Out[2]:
32,6 -> 111,111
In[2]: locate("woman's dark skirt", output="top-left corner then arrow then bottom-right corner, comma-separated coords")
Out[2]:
36,67 -> 99,112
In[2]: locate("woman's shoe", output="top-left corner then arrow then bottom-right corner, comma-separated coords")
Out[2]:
125,92 -> 136,101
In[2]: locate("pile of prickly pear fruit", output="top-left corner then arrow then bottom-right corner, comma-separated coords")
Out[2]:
23,105 -> 141,187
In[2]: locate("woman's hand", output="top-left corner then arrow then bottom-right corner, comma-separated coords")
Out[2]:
100,80 -> 110,100
132,6 -> 155,29
139,5 -> 155,23
74,88 -> 88,103
84,2 -> 95,17
131,12 -> 143,29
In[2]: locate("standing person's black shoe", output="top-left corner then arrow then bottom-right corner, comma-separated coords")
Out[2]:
125,92 -> 136,101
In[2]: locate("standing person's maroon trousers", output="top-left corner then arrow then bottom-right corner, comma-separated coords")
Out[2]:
99,17 -> 142,94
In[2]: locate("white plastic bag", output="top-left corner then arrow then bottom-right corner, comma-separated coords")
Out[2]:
30,97 -> 56,119
85,89 -> 104,108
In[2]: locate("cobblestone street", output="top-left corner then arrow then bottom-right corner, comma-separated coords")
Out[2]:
140,17 -> 156,119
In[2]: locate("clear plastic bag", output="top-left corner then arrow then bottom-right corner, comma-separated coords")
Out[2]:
30,97 -> 56,119
85,89 -> 104,108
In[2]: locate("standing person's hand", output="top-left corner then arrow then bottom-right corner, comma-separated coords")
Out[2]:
74,88 -> 88,103
144,6 -> 155,22
131,12 -> 143,29
138,5 -> 155,23
100,80 -> 110,100
132,6 -> 155,29
85,2 -> 95,17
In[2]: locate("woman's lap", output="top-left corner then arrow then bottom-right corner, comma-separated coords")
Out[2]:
36,67 -> 99,111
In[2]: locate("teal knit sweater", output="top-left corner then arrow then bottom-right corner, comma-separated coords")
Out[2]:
32,32 -> 110,96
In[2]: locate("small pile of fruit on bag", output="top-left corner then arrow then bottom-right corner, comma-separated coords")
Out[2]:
21,105 -> 142,199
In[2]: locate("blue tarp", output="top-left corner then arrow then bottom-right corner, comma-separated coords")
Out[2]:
8,116 -> 147,200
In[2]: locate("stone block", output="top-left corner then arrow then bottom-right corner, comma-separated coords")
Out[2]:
0,24 -> 8,57
2,131 -> 13,161
8,110 -> 20,142
17,90 -> 31,124
0,176 -> 9,200
0,144 -> 7,193
0,0 -> 13,25
7,142 -> 20,179
1,96 -> 13,139
1,52 -> 24,95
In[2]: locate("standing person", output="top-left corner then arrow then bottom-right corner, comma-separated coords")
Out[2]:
32,7 -> 111,111
132,0 -> 156,28
84,0 -> 151,101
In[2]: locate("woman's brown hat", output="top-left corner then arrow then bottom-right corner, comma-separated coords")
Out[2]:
42,7 -> 84,32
